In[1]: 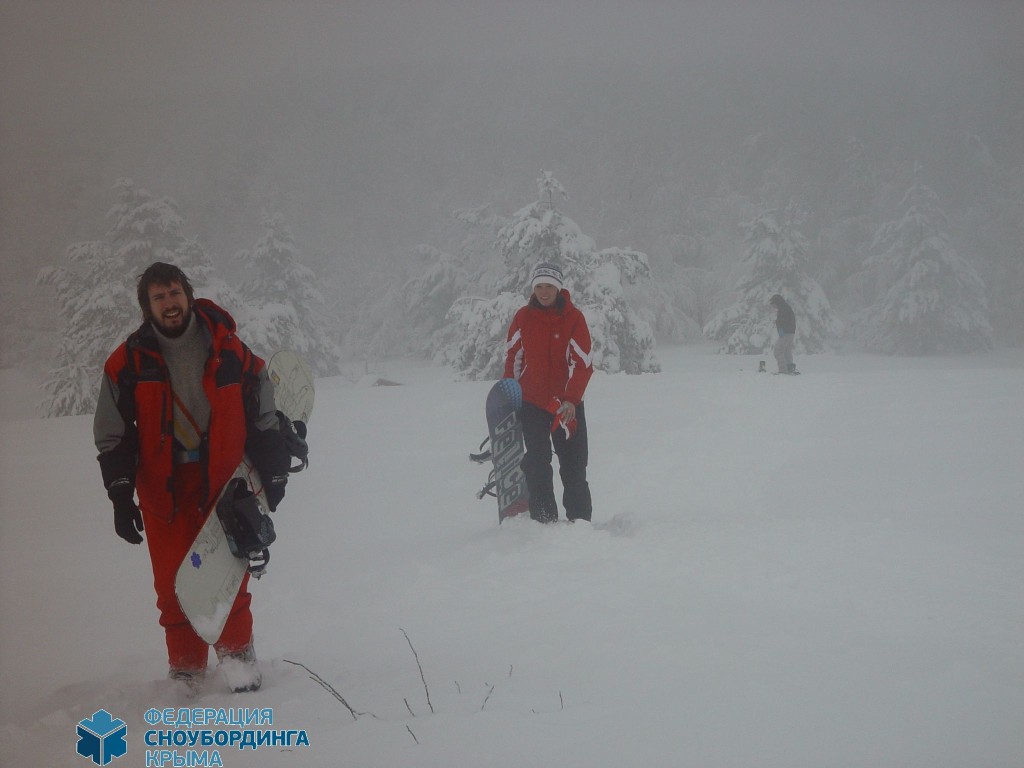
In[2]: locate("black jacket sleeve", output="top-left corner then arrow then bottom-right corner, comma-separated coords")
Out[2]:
243,365 -> 291,484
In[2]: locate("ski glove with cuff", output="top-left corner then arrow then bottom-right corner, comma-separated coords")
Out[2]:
246,421 -> 293,512
108,480 -> 144,544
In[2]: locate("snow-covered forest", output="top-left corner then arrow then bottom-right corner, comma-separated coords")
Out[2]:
2,1 -> 1023,417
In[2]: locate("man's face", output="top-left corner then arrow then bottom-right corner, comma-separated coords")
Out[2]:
534,283 -> 559,307
148,280 -> 192,337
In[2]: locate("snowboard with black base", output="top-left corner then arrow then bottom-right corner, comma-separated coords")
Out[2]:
470,378 -> 530,522
174,350 -> 314,656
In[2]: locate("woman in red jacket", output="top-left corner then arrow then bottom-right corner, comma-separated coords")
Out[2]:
504,262 -> 594,523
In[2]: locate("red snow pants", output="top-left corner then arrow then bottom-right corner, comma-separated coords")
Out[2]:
142,462 -> 253,672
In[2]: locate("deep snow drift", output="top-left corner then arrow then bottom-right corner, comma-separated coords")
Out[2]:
1,345 -> 1022,767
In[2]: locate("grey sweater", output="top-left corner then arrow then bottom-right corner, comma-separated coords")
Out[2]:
153,313 -> 210,449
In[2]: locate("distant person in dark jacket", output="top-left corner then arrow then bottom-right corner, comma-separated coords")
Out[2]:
769,294 -> 798,375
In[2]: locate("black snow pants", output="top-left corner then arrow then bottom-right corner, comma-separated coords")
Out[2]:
520,401 -> 592,522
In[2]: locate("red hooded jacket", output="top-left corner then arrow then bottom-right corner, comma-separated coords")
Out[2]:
94,299 -> 277,521
503,290 -> 593,408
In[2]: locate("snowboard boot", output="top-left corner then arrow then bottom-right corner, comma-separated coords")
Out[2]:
216,642 -> 262,693
528,492 -> 558,524
169,668 -> 206,697
530,503 -> 558,524
787,363 -> 799,375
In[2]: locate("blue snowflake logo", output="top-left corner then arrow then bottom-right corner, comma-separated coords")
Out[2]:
76,709 -> 127,765
191,552 -> 202,569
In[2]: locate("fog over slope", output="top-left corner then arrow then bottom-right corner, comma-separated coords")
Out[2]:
2,1 -> 1022,344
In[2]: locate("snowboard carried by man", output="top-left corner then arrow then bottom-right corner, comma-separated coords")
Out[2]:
173,350 -> 313,661
94,262 -> 304,694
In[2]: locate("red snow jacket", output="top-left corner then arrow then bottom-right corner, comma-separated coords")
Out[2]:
503,290 -> 593,409
95,299 -> 278,521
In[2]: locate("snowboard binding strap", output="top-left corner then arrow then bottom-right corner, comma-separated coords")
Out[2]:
278,412 -> 310,473
469,435 -> 491,464
470,435 -> 498,498
476,469 -> 498,500
216,479 -> 277,578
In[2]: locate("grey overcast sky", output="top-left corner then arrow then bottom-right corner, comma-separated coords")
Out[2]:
3,0 -> 1022,111
2,0 -> 1021,285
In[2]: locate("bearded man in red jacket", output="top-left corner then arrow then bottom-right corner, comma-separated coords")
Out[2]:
503,262 -> 594,523
94,262 -> 290,692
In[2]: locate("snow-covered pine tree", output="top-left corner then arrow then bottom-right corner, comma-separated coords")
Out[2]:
172,235 -> 242,316
574,247 -> 660,374
491,171 -> 582,295
37,238 -> 135,416
106,179 -> 243,314
441,172 -> 659,378
235,213 -> 341,376
703,207 -> 841,354
438,292 -> 526,380
448,204 -> 510,296
854,183 -> 993,354
341,203 -> 510,365
37,178 -> 233,416
347,244 -> 472,360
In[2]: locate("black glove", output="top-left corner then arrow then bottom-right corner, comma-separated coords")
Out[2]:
247,421 -> 292,511
109,482 -> 144,544
264,475 -> 287,512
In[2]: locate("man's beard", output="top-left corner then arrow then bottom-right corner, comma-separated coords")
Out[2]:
152,306 -> 192,338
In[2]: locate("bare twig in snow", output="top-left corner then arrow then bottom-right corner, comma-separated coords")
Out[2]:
406,725 -> 419,745
480,684 -> 495,711
404,698 -> 416,717
282,659 -> 362,721
399,628 -> 434,714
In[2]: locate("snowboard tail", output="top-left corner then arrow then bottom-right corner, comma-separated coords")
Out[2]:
174,457 -> 269,644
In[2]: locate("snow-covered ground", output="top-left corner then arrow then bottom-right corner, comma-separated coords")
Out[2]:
2,344 -> 1022,767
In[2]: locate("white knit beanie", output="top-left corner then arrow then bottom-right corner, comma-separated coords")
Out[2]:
530,262 -> 564,291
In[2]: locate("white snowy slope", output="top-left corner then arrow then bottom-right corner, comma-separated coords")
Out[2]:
1,345 -> 1022,768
